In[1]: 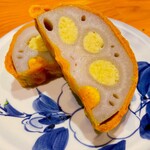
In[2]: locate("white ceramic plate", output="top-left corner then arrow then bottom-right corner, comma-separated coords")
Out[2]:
0,19 -> 150,150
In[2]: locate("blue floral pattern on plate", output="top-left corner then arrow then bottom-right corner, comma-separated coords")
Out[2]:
0,61 -> 150,150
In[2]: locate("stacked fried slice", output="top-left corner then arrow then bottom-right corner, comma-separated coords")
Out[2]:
5,22 -> 62,87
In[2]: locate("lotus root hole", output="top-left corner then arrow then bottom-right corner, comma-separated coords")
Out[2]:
109,100 -> 115,106
81,15 -> 86,21
113,93 -> 119,99
44,19 -> 53,31
18,50 -> 24,53
17,56 -> 23,59
114,52 -> 119,57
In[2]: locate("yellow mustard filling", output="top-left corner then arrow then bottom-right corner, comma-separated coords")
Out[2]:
58,16 -> 78,44
28,35 -> 48,52
78,86 -> 100,109
83,31 -> 104,53
89,60 -> 119,86
28,57 -> 43,69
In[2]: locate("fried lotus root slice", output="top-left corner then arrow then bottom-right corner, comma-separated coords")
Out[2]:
35,6 -> 138,132
5,22 -> 62,88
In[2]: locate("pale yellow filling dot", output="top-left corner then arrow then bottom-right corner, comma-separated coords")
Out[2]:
78,86 -> 100,109
83,31 -> 104,53
89,60 -> 119,86
28,58 -> 41,69
28,35 -> 48,52
58,16 -> 78,44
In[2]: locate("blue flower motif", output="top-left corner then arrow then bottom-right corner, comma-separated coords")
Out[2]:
38,112 -> 70,125
0,87 -> 70,150
32,88 -> 70,126
137,61 -> 150,140
137,61 -> 150,99
146,102 -> 150,116
22,113 -> 55,133
0,100 -> 29,118
136,62 -> 150,114
139,113 -> 150,139
99,140 -> 126,150
32,127 -> 69,150
33,89 -> 61,114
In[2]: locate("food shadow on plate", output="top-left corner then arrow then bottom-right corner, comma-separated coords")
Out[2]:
9,75 -> 63,101
10,78 -> 38,100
